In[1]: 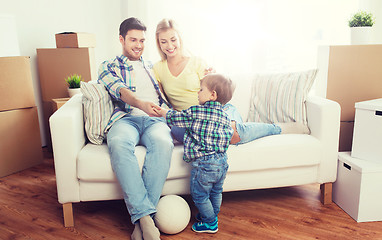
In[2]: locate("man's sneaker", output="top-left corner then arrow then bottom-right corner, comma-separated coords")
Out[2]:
191,218 -> 218,233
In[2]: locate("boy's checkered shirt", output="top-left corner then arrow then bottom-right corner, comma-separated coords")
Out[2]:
166,101 -> 234,162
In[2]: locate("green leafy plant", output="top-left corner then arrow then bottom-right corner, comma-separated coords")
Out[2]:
65,74 -> 83,89
348,11 -> 375,27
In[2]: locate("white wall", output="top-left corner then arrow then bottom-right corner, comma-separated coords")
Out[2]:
132,0 -> 361,75
359,0 -> 382,43
0,15 -> 20,56
0,0 -> 123,145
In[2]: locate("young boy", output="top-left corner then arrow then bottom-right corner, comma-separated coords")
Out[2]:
154,73 -> 234,233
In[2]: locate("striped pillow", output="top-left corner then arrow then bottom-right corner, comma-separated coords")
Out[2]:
247,69 -> 317,127
81,81 -> 113,144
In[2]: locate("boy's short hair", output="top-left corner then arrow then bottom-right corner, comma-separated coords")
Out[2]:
119,17 -> 147,39
201,73 -> 235,105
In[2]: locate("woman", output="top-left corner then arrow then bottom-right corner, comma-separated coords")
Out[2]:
153,19 -> 307,144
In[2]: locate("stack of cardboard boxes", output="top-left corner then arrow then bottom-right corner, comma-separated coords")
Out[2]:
323,45 -> 382,151
36,32 -> 96,148
0,56 -> 43,177
333,98 -> 382,222
322,45 -> 382,223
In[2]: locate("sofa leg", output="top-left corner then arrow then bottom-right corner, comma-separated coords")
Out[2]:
63,203 -> 74,227
320,183 -> 332,205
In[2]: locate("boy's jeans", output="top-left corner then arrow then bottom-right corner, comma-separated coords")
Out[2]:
190,153 -> 229,223
106,115 -> 173,224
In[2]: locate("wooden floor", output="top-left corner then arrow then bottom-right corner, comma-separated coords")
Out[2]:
1,149 -> 382,240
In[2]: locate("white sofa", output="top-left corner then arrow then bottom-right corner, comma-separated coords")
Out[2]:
49,73 -> 341,227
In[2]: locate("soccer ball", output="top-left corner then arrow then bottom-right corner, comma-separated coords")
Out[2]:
154,195 -> 191,234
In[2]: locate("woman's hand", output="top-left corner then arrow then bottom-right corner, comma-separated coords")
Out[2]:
204,67 -> 216,76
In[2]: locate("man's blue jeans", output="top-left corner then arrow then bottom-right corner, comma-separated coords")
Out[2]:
106,115 -> 173,224
190,153 -> 228,223
172,104 -> 281,144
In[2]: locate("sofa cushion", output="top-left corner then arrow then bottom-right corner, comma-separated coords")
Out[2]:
81,82 -> 113,145
247,69 -> 317,127
77,143 -> 118,181
227,134 -> 321,173
77,144 -> 192,182
77,134 -> 320,182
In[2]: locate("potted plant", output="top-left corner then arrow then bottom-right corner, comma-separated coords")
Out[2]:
348,11 -> 375,45
65,74 -> 83,97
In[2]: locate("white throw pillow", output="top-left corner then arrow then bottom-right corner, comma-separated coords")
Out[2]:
81,81 -> 113,145
247,69 -> 317,127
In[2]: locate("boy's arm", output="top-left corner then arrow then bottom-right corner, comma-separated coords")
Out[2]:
153,107 -> 192,128
165,108 -> 193,128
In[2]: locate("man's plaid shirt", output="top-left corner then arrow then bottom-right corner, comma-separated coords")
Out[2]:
98,55 -> 170,132
166,101 -> 233,162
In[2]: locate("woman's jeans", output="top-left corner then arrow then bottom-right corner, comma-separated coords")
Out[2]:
190,153 -> 228,223
106,115 -> 173,224
171,104 -> 281,144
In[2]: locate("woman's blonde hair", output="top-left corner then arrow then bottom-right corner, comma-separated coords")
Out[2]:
155,19 -> 184,61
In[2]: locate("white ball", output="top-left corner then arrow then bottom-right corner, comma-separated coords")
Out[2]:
154,195 -> 191,234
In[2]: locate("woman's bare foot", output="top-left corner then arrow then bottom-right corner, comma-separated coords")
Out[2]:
277,122 -> 310,134
230,121 -> 241,144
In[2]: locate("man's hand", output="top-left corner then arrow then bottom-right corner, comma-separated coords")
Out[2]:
119,88 -> 163,117
139,101 -> 162,117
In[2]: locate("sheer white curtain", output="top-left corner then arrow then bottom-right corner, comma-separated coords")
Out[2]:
135,0 -> 358,76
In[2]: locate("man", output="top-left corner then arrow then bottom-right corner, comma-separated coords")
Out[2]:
98,17 -> 173,240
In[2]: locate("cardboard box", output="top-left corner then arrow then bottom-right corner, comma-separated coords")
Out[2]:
351,98 -> 382,161
41,98 -> 69,149
325,45 -> 382,122
0,56 -> 36,111
333,152 -> 382,222
42,100 -> 55,151
55,32 -> 96,48
52,98 -> 70,112
36,48 -> 95,102
0,107 -> 43,177
339,121 -> 354,152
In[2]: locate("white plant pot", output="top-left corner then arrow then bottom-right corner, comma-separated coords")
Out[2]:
350,27 -> 372,45
68,88 -> 81,97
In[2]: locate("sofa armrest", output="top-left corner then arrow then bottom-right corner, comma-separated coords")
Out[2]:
306,95 -> 341,183
49,94 -> 86,204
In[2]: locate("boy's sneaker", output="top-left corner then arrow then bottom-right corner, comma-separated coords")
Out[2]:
191,217 -> 218,233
